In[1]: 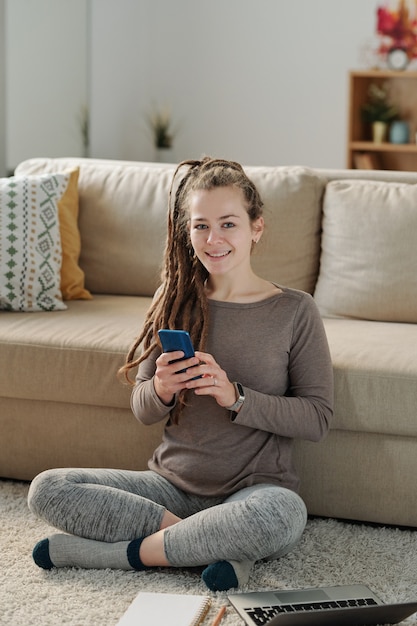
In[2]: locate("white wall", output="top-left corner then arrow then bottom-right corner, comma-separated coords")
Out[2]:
5,0 -> 88,171
5,0 -> 381,170
90,0 -> 379,168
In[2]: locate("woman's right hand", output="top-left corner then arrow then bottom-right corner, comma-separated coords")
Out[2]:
153,351 -> 200,405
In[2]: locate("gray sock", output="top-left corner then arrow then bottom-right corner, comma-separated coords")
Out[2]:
230,559 -> 253,586
33,533 -> 134,570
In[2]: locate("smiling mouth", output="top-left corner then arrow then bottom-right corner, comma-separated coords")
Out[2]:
206,251 -> 231,258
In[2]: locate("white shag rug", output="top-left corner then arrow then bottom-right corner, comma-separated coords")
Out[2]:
1,479 -> 416,626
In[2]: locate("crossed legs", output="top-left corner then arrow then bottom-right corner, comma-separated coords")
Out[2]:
28,468 -> 307,590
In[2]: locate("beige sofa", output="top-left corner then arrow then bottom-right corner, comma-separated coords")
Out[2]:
1,157 -> 416,528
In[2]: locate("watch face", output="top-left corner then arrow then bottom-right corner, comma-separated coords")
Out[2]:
388,48 -> 408,70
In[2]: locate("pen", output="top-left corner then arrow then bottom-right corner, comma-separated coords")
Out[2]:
210,605 -> 226,626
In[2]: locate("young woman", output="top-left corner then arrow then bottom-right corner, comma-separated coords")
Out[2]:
28,157 -> 333,592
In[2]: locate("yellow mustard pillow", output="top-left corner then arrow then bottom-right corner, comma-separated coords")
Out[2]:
58,168 -> 92,300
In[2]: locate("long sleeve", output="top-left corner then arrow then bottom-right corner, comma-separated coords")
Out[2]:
130,347 -> 175,425
232,292 -> 333,442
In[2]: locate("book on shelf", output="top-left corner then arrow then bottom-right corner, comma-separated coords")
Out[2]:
116,592 -> 211,626
353,152 -> 381,170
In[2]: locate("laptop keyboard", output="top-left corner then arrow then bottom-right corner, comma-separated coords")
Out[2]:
245,597 -> 378,625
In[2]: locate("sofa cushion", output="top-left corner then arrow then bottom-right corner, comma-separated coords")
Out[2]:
57,168 -> 91,301
246,165 -> 325,294
322,317 -> 417,437
0,295 -> 152,408
75,162 -> 175,296
314,179 -> 417,322
0,172 -> 68,312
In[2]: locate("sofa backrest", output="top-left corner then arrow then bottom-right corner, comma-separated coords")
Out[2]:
14,157 -> 417,301
14,158 -> 327,296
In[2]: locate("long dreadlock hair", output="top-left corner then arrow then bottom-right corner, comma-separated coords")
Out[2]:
118,156 -> 264,423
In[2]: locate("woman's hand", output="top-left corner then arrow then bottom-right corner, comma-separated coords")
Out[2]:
184,350 -> 237,409
153,351 -> 200,405
154,350 -> 237,409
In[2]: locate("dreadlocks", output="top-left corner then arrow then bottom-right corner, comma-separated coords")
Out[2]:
118,157 -> 264,422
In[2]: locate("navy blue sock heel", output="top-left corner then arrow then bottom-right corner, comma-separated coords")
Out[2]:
126,537 -> 152,571
32,538 -> 55,570
201,560 -> 239,591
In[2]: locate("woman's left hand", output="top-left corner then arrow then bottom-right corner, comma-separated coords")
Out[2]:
184,350 -> 237,409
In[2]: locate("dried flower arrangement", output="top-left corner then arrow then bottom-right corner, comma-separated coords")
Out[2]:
376,0 -> 417,64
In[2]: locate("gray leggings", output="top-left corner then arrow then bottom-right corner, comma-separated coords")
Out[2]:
28,468 -> 307,567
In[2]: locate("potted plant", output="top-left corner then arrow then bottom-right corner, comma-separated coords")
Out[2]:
361,82 -> 398,142
147,105 -> 177,161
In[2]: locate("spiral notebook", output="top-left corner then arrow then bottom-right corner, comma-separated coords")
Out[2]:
116,592 -> 211,626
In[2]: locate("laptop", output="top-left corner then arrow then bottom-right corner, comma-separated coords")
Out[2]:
228,584 -> 417,625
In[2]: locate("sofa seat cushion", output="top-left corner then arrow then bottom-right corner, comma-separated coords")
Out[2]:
323,317 -> 417,437
0,295 -> 152,409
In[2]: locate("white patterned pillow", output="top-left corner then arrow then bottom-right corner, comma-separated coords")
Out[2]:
0,173 -> 69,312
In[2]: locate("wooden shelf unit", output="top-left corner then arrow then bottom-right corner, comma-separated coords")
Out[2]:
347,70 -> 417,170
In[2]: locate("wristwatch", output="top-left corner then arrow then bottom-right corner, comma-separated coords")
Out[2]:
225,382 -> 245,412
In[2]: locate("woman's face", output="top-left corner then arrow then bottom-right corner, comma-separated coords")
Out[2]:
188,185 -> 263,277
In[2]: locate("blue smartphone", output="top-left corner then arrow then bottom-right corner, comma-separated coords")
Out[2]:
157,329 -> 202,378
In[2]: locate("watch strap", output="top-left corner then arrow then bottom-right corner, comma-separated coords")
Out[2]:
225,382 -> 245,412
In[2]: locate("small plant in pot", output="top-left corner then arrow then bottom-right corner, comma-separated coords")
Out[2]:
361,82 -> 398,142
147,105 -> 178,161
149,106 -> 174,149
